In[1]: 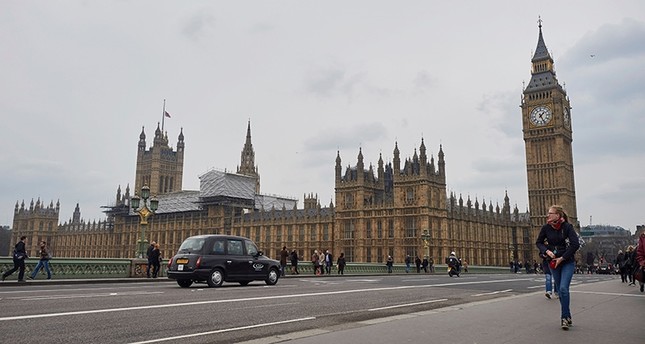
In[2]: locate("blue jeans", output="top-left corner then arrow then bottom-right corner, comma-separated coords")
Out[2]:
545,272 -> 552,292
550,260 -> 575,319
30,259 -> 52,279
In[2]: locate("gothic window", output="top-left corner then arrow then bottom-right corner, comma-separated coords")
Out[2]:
406,188 -> 414,203
299,225 -> 305,242
389,219 -> 395,238
366,221 -> 372,239
345,193 -> 354,208
377,220 -> 383,238
276,227 -> 282,242
287,225 -> 293,242
405,217 -> 416,238
310,225 -> 317,241
344,220 -> 354,239
323,224 -> 329,241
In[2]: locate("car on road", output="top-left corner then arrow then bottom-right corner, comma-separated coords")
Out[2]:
597,263 -> 613,274
167,234 -> 281,288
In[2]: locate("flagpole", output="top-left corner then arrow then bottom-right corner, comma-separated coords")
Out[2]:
162,99 -> 166,132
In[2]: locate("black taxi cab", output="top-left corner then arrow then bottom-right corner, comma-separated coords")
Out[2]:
167,235 -> 281,288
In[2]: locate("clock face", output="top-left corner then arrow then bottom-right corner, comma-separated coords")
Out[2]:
563,107 -> 570,128
529,106 -> 552,126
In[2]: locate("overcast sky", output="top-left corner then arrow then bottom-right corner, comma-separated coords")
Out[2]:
1,1 -> 644,233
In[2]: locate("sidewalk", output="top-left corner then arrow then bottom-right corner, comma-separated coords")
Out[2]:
255,279 -> 645,344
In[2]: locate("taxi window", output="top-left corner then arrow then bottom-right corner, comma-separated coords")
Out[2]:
178,238 -> 205,252
211,240 -> 225,255
245,240 -> 258,256
227,240 -> 244,255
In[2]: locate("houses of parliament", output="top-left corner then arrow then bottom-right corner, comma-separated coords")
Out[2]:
9,23 -> 578,267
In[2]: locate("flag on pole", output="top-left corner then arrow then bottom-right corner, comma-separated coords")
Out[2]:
164,111 -> 171,118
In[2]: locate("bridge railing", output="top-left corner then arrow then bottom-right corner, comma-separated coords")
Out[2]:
0,258 -> 166,280
1,257 -> 509,279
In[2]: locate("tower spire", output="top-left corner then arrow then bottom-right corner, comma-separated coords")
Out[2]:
237,119 -> 260,193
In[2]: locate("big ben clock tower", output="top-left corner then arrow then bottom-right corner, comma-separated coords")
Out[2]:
521,19 -> 578,232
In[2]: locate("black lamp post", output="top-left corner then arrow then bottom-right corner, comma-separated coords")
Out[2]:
131,185 -> 158,258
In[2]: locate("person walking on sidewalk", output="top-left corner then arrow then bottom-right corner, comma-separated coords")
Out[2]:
149,243 -> 161,278
28,241 -> 52,280
2,236 -> 28,282
536,205 -> 580,330
146,241 -> 156,278
635,232 -> 645,292
290,249 -> 299,274
337,252 -> 346,275
279,246 -> 289,277
386,255 -> 394,273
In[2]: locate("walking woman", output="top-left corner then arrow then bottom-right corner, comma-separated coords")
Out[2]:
536,205 -> 580,330
28,241 -> 52,280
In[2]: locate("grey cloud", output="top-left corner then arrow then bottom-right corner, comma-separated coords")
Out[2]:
303,122 -> 388,152
182,11 -> 217,40
413,70 -> 435,91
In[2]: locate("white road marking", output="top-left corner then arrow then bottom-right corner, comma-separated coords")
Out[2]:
368,298 -> 448,311
13,291 -> 164,301
127,317 -> 316,344
0,284 -> 166,295
471,289 -> 512,297
0,278 -> 531,322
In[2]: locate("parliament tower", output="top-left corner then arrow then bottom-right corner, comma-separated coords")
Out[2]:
134,124 -> 185,196
521,20 -> 578,232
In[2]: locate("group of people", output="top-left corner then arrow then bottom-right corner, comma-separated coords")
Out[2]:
2,236 -> 53,282
279,247 -> 347,276
146,241 -> 162,278
614,245 -> 639,286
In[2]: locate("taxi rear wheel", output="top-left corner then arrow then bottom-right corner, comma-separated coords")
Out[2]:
207,268 -> 224,287
177,279 -> 193,288
265,268 -> 279,285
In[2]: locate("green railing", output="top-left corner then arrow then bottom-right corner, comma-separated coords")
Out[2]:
0,258 -> 167,280
287,262 -> 509,275
1,257 -> 508,280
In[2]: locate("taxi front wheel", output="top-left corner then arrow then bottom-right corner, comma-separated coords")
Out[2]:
265,268 -> 279,285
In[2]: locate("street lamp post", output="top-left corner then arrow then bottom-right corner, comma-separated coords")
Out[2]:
131,185 -> 159,259
421,229 -> 431,259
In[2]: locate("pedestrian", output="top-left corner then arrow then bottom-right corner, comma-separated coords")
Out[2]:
415,256 -> 421,273
290,249 -> 299,274
536,205 -> 580,330
337,252 -> 346,275
280,246 -> 289,277
541,254 -> 554,299
150,243 -> 161,278
635,231 -> 645,292
421,256 -> 429,273
325,250 -> 333,274
146,241 -> 156,278
312,250 -> 320,275
615,250 -> 627,283
28,241 -> 52,280
428,257 -> 435,273
625,245 -> 636,285
386,255 -> 393,273
463,259 -> 469,273
405,255 -> 411,273
2,236 -> 28,282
